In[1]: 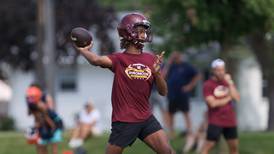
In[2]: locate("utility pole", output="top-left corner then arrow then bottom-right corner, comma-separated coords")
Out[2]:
36,0 -> 56,108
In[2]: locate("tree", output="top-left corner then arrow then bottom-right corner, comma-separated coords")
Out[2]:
0,0 -> 117,102
0,0 -> 117,71
142,0 -> 274,130
55,0 -> 117,56
0,0 -> 36,71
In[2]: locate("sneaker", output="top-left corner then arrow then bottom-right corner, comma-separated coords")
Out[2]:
68,139 -> 77,148
69,139 -> 83,148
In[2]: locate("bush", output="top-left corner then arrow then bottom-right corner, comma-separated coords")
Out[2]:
0,116 -> 15,131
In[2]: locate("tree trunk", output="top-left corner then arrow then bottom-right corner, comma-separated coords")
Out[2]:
43,0 -> 56,106
248,32 -> 274,131
35,0 -> 46,88
36,0 -> 56,108
267,77 -> 274,130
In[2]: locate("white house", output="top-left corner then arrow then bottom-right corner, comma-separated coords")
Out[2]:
236,57 -> 269,131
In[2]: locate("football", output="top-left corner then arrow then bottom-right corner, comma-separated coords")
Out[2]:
70,27 -> 92,47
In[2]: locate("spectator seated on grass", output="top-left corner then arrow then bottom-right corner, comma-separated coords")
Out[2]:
69,101 -> 102,149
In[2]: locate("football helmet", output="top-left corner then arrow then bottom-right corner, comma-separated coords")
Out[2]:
117,13 -> 152,46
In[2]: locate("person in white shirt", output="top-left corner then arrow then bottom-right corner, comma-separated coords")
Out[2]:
69,101 -> 101,149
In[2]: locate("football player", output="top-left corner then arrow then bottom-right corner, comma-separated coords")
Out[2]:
73,13 -> 174,154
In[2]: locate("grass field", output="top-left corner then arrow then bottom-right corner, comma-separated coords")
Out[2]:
0,131 -> 273,154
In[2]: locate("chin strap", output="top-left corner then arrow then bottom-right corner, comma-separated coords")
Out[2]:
133,40 -> 145,49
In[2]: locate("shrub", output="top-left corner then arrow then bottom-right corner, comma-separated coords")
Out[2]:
0,116 -> 15,131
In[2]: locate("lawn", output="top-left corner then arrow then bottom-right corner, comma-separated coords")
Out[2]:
0,131 -> 273,154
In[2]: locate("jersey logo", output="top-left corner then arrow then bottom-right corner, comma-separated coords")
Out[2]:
213,85 -> 229,97
125,63 -> 151,80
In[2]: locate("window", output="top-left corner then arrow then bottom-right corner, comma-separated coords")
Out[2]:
58,66 -> 77,92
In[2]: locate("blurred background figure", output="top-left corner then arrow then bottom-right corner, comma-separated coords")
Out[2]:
29,83 -> 55,110
194,111 -> 208,153
25,85 -> 63,154
68,100 -> 101,151
164,51 -> 201,152
201,59 -> 240,154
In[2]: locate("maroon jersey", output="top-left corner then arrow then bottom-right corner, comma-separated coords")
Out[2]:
203,78 -> 237,127
108,52 -> 155,122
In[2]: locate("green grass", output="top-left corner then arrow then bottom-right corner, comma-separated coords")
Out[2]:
0,131 -> 273,154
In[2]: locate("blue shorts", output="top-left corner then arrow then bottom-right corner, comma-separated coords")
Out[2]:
38,129 -> 63,145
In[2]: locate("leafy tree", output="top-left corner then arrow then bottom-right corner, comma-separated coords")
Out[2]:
55,0 -> 117,56
142,0 -> 274,130
0,0 -> 117,72
0,0 -> 36,71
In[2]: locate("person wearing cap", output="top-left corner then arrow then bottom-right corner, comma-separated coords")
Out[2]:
201,59 -> 240,154
26,86 -> 63,154
68,101 -> 101,149
29,83 -> 55,110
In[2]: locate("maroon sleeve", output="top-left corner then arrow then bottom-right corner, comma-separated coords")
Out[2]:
203,81 -> 214,98
107,54 -> 118,72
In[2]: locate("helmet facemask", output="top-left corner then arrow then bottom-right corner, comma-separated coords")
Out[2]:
118,13 -> 153,50
130,24 -> 152,49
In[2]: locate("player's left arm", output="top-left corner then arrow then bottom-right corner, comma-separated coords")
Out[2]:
153,51 -> 168,96
36,103 -> 56,129
46,94 -> 54,110
44,114 -> 56,130
225,74 -> 240,102
154,73 -> 168,96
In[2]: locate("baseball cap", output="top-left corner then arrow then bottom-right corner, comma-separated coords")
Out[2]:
211,58 -> 225,68
26,86 -> 42,104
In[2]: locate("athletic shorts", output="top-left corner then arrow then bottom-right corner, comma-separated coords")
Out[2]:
38,129 -> 63,145
168,97 -> 190,114
206,124 -> 238,142
108,115 -> 162,148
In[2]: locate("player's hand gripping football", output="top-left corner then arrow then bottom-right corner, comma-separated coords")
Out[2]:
73,41 -> 93,53
153,51 -> 165,75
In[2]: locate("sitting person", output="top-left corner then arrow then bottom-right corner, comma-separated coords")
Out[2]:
69,101 -> 101,149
